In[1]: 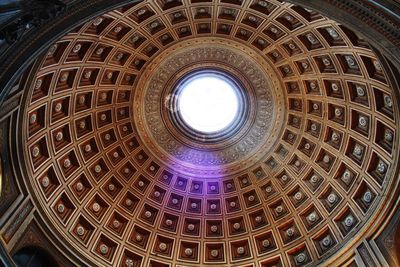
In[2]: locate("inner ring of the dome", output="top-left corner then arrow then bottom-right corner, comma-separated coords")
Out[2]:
169,69 -> 249,143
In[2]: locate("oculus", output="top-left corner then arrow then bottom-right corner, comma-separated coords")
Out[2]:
170,69 -> 248,142
177,71 -> 239,133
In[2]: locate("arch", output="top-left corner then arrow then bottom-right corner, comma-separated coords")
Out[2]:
12,246 -> 58,267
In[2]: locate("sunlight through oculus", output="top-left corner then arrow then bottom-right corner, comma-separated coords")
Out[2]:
178,74 -> 239,133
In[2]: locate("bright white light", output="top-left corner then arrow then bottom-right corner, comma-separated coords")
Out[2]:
178,75 -> 239,133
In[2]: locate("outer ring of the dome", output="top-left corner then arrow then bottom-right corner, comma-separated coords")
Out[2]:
0,1 -> 399,267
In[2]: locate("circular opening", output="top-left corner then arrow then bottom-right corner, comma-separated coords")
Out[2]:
177,73 -> 240,133
168,69 -> 249,144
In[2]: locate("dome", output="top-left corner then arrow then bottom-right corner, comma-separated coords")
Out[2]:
0,1 -> 399,267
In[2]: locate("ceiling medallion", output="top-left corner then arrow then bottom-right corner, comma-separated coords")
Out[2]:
134,38 -> 285,176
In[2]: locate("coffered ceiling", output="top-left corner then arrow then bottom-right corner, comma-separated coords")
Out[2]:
8,0 -> 399,266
